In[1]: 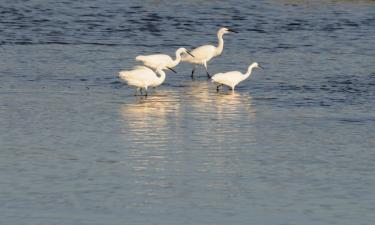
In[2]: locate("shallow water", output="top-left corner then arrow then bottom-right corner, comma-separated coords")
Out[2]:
1,0 -> 375,224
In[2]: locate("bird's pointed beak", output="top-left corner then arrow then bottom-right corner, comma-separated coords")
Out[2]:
167,67 -> 177,73
258,65 -> 264,69
186,50 -> 195,58
228,29 -> 238,33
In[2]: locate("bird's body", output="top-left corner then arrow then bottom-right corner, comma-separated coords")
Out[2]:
185,45 -> 217,64
135,47 -> 194,72
118,66 -> 166,96
182,27 -> 236,78
212,62 -> 262,92
212,71 -> 244,88
136,54 -> 173,69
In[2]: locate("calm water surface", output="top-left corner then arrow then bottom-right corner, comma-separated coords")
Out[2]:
1,0 -> 375,224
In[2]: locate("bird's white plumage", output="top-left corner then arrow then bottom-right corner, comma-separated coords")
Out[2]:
118,66 -> 167,95
182,45 -> 216,64
135,47 -> 191,71
211,62 -> 261,91
181,27 -> 235,77
135,54 -> 173,69
212,71 -> 244,87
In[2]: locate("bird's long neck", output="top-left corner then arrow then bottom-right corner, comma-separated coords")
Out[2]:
171,50 -> 183,67
156,70 -> 166,83
243,65 -> 256,81
215,32 -> 224,56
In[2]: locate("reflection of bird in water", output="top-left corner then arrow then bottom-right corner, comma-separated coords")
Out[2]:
119,94 -> 180,138
214,92 -> 256,119
119,95 -> 181,183
183,81 -> 256,119
183,81 -> 212,112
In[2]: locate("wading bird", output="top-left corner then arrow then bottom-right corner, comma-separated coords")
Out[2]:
211,62 -> 262,93
119,66 -> 167,96
182,27 -> 237,79
135,47 -> 194,73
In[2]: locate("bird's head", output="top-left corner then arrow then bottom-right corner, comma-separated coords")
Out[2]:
251,62 -> 263,69
219,27 -> 238,35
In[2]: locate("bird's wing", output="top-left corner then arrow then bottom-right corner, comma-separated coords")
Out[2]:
182,45 -> 216,62
212,71 -> 242,86
119,66 -> 155,85
136,54 -> 171,62
136,54 -> 172,67
211,73 -> 223,82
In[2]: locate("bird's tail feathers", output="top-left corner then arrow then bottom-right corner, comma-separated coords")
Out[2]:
211,73 -> 221,82
135,55 -> 145,61
118,71 -> 127,79
118,71 -> 131,79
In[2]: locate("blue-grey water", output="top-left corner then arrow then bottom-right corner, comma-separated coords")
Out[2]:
1,0 -> 375,224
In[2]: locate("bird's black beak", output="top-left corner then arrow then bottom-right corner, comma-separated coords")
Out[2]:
167,67 -> 177,73
187,50 -> 195,58
258,65 -> 264,69
228,29 -> 238,33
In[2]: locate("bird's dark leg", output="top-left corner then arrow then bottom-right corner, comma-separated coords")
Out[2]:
145,88 -> 148,97
216,84 -> 223,92
191,67 -> 196,79
140,88 -> 143,95
206,70 -> 211,78
204,62 -> 211,78
135,87 -> 142,96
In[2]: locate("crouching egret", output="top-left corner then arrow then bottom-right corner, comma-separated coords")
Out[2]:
135,47 -> 194,73
211,62 -> 263,92
182,27 -> 237,79
118,66 -> 167,96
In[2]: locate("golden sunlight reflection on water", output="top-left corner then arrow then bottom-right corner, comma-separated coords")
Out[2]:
119,91 -> 180,144
185,81 -> 256,119
118,82 -> 257,159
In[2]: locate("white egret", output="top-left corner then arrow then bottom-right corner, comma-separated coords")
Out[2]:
182,27 -> 237,78
211,62 -> 263,92
135,47 -> 194,73
118,66 -> 167,96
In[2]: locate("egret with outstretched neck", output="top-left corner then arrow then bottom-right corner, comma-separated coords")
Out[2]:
118,66 -> 167,96
135,47 -> 194,73
211,62 -> 263,92
182,27 -> 237,78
